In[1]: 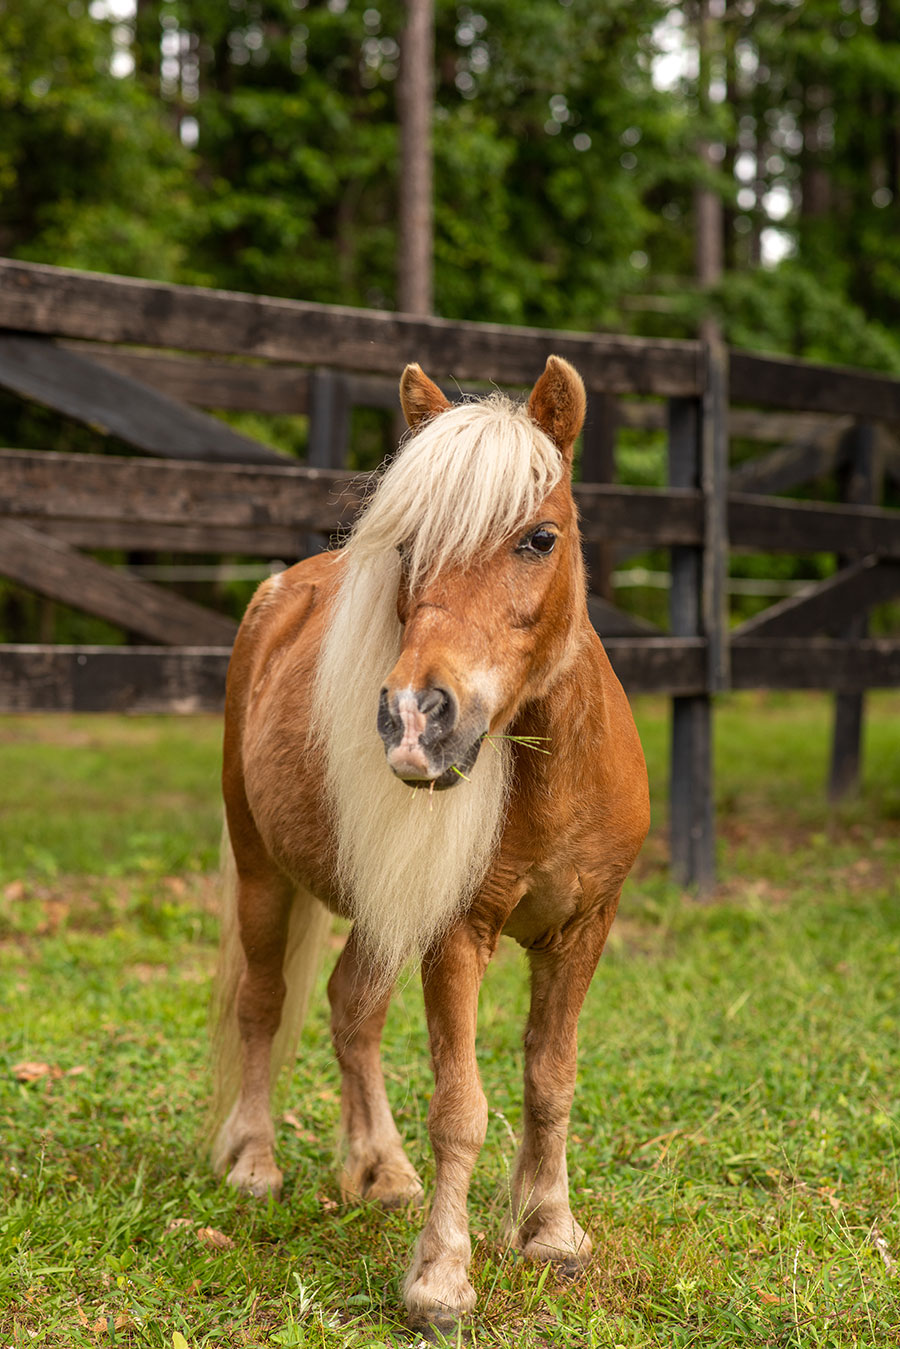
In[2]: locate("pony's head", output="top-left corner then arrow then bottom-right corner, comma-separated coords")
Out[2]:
368,355 -> 588,789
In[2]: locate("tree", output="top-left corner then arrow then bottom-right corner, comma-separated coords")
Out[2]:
398,0 -> 434,314
697,0 -> 900,369
0,0 -> 194,279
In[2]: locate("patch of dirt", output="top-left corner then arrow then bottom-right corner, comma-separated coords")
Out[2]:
0,871 -> 220,945
0,712 -> 219,749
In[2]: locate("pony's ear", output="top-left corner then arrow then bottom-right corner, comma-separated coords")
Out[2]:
399,363 -> 452,429
527,355 -> 586,465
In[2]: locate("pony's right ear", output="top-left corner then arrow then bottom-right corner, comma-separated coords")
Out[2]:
399,363 -> 452,429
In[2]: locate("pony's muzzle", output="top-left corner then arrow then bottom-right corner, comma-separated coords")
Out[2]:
377,684 -> 461,782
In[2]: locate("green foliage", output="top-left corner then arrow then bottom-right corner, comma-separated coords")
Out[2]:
154,0 -> 405,302
430,0 -> 685,328
0,0 -> 195,279
122,0 -> 684,326
713,260 -> 900,375
2,0 -> 899,365
748,0 -> 900,332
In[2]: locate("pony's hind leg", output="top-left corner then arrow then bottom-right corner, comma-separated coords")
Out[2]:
328,928 -> 424,1207
510,897 -> 621,1274
212,861 -> 293,1199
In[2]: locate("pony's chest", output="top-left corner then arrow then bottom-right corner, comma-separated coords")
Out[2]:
501,863 -> 585,949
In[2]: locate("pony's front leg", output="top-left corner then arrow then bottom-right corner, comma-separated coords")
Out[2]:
404,925 -> 491,1334
511,899 -> 620,1274
328,929 -> 424,1207
212,868 -> 293,1199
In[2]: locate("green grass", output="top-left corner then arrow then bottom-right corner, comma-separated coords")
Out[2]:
1,693 -> 899,1346
0,717 -> 222,882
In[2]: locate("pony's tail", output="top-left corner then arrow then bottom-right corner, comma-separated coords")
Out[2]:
208,826 -> 332,1161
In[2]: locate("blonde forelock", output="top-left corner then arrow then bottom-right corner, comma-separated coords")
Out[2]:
345,394 -> 563,594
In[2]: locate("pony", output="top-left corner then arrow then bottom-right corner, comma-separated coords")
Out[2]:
211,355 -> 649,1335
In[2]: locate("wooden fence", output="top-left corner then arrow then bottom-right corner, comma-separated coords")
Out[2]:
1,258 -> 898,890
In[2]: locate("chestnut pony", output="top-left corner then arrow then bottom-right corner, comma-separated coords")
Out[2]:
211,356 -> 649,1333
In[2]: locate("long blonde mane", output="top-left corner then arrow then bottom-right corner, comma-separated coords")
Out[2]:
311,394 -> 563,981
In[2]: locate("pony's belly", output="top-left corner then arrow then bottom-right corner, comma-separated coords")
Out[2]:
241,733 -> 340,910
501,865 -> 583,949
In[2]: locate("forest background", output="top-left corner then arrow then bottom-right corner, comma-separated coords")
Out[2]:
2,0 -> 899,369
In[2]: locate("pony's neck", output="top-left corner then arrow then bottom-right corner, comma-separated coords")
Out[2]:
509,619 -> 606,770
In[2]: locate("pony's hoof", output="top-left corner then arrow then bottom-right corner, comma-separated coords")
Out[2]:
341,1156 -> 424,1210
226,1154 -> 283,1200
517,1217 -> 592,1274
365,1168 -> 425,1210
406,1313 -> 471,1344
378,1184 -> 425,1211
404,1264 -> 476,1334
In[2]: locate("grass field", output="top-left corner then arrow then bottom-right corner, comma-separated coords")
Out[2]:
1,693 -> 899,1347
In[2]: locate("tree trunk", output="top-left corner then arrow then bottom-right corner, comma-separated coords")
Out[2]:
694,0 -> 723,341
398,0 -> 434,316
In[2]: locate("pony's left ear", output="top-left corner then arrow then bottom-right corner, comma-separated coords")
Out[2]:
527,355 -> 586,466
399,363 -> 452,429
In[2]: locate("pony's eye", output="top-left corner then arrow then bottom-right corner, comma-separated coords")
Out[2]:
519,527 -> 557,556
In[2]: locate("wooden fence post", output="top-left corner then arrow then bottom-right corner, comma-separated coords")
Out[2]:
580,392 -> 617,599
668,397 -> 712,891
308,368 -> 351,470
702,335 -> 730,695
667,335 -> 729,892
307,369 -> 351,554
828,421 -> 880,801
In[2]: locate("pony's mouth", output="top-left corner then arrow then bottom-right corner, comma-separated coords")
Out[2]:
395,735 -> 485,791
401,766 -> 465,792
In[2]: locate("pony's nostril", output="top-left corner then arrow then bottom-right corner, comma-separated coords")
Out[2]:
417,686 -> 447,718
377,688 -> 397,741
417,685 -> 458,733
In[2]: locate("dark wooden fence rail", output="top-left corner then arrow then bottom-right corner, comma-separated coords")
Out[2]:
0,258 -> 899,891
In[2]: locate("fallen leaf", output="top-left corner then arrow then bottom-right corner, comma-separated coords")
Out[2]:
318,1194 -> 338,1212
67,1065 -> 89,1077
282,1110 -> 316,1142
12,1062 -> 50,1083
196,1226 -> 234,1251
3,880 -> 25,902
75,1304 -> 90,1327
637,1128 -> 683,1151
872,1227 -> 896,1274
129,964 -> 167,984
757,1289 -> 783,1304
163,1218 -> 194,1235
40,899 -> 69,933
